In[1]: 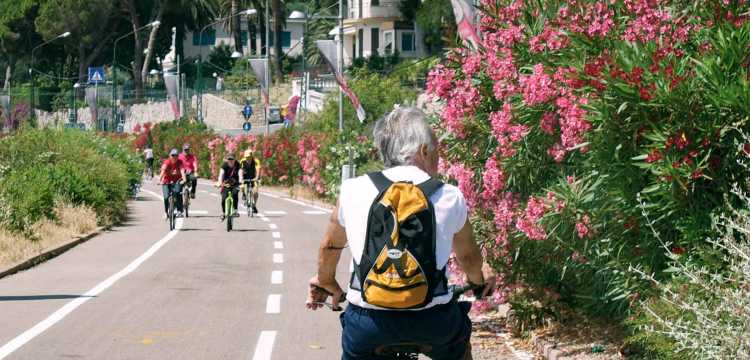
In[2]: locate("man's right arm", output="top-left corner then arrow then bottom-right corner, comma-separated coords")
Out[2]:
452,220 -> 484,286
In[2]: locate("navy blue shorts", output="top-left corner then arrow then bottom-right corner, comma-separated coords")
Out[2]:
340,301 -> 472,360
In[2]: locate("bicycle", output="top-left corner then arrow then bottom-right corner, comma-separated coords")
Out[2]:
221,182 -> 239,232
243,180 -> 257,218
164,183 -> 180,231
313,283 -> 485,360
182,173 -> 194,218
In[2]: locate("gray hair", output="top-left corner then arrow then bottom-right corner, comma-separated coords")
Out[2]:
373,107 -> 437,167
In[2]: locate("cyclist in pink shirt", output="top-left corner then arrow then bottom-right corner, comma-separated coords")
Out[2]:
178,143 -> 199,199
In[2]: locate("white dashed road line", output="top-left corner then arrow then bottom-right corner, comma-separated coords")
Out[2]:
251,330 -> 277,360
188,210 -> 209,215
273,241 -> 283,250
273,253 -> 284,264
264,211 -> 286,215
271,271 -> 283,285
303,210 -> 328,215
260,217 -> 270,222
210,193 -> 219,198
266,294 -> 281,314
268,224 -> 278,230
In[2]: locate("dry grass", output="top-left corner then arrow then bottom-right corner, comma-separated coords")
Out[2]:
0,203 -> 98,268
531,313 -> 626,359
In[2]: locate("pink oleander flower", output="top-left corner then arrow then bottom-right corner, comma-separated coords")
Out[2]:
426,64 -> 456,99
462,52 -> 483,78
516,196 -> 548,240
493,192 -> 517,230
447,163 -> 478,211
540,112 -> 557,135
575,215 -> 592,239
584,2 -> 615,38
520,64 -> 556,106
481,155 -> 506,204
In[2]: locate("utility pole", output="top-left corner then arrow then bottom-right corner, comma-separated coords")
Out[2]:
338,0 -> 344,132
265,0 -> 270,136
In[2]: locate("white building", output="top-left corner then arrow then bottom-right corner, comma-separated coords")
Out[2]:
336,0 -> 427,65
183,16 -> 305,59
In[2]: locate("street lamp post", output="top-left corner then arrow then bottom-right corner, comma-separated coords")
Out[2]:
70,82 -> 80,125
197,9 -> 257,123
30,31 -> 70,121
113,20 -> 161,126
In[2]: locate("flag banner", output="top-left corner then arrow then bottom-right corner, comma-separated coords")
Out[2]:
315,40 -> 366,122
451,0 -> 482,50
85,87 -> 98,127
249,59 -> 269,110
164,73 -> 181,119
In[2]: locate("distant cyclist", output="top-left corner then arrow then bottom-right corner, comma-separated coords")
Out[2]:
215,153 -> 243,221
144,145 -> 154,178
178,143 -> 198,199
306,107 -> 498,360
240,149 -> 261,214
158,148 -> 187,218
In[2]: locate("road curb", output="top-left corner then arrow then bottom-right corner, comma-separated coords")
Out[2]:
531,333 -> 564,360
0,225 -> 108,280
262,188 -> 334,210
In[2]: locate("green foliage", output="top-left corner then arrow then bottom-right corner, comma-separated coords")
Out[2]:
0,129 -> 141,234
145,120 -> 214,178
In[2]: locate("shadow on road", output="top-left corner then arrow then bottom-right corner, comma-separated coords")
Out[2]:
0,295 -> 96,302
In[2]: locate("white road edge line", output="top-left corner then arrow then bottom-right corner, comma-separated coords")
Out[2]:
268,224 -> 278,230
260,217 -> 270,222
271,270 -> 283,285
266,294 -> 281,314
0,218 -> 183,359
264,211 -> 287,215
303,210 -> 328,215
273,253 -> 284,263
273,241 -> 283,250
272,232 -> 281,239
251,330 -> 277,360
282,198 -> 307,206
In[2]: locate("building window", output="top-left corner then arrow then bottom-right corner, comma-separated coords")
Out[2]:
371,28 -> 379,55
241,30 -> 248,44
401,32 -> 414,52
192,29 -> 216,46
269,31 -> 292,48
358,29 -> 364,58
372,0 -> 379,5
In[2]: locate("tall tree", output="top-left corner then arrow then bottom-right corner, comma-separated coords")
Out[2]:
35,0 -> 120,84
271,0 -> 282,81
0,0 -> 36,90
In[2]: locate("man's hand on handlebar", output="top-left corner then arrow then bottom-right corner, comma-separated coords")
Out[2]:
480,263 -> 498,297
306,275 -> 345,312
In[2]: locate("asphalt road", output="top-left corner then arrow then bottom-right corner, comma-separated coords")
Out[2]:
0,179 -> 526,360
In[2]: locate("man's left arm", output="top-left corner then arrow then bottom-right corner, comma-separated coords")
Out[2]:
307,203 -> 347,311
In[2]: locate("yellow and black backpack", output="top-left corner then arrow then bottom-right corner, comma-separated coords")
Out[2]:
350,172 -> 449,309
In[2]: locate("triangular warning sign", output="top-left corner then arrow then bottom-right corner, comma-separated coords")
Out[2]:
91,71 -> 103,82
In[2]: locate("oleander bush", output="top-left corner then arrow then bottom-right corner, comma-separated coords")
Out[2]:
426,0 -> 750,325
0,128 -> 141,234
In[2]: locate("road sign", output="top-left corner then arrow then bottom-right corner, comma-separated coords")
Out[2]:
88,67 -> 106,85
243,122 -> 252,132
242,104 -> 253,120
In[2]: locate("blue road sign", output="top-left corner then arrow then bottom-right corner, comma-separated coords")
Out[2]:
88,67 -> 106,85
243,122 -> 252,132
242,104 -> 253,120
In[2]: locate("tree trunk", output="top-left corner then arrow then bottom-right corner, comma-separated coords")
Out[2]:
231,0 -> 243,53
3,63 -> 11,92
272,0 -> 283,82
124,0 -> 145,100
141,3 -> 164,85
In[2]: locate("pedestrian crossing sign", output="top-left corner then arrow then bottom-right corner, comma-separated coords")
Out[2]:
88,67 -> 106,84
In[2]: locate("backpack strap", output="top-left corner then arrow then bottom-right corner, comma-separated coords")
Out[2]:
417,178 -> 443,197
367,171 -> 393,193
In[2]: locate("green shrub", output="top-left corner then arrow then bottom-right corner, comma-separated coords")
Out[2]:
0,129 -> 140,234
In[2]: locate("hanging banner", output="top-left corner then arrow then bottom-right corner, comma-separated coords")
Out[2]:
451,0 -> 481,50
85,87 -> 98,128
249,58 -> 269,110
164,73 -> 181,119
315,40 -> 366,122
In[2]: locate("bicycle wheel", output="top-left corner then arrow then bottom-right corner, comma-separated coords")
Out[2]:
168,195 -> 175,231
183,187 -> 190,218
225,196 -> 233,232
249,194 -> 255,218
